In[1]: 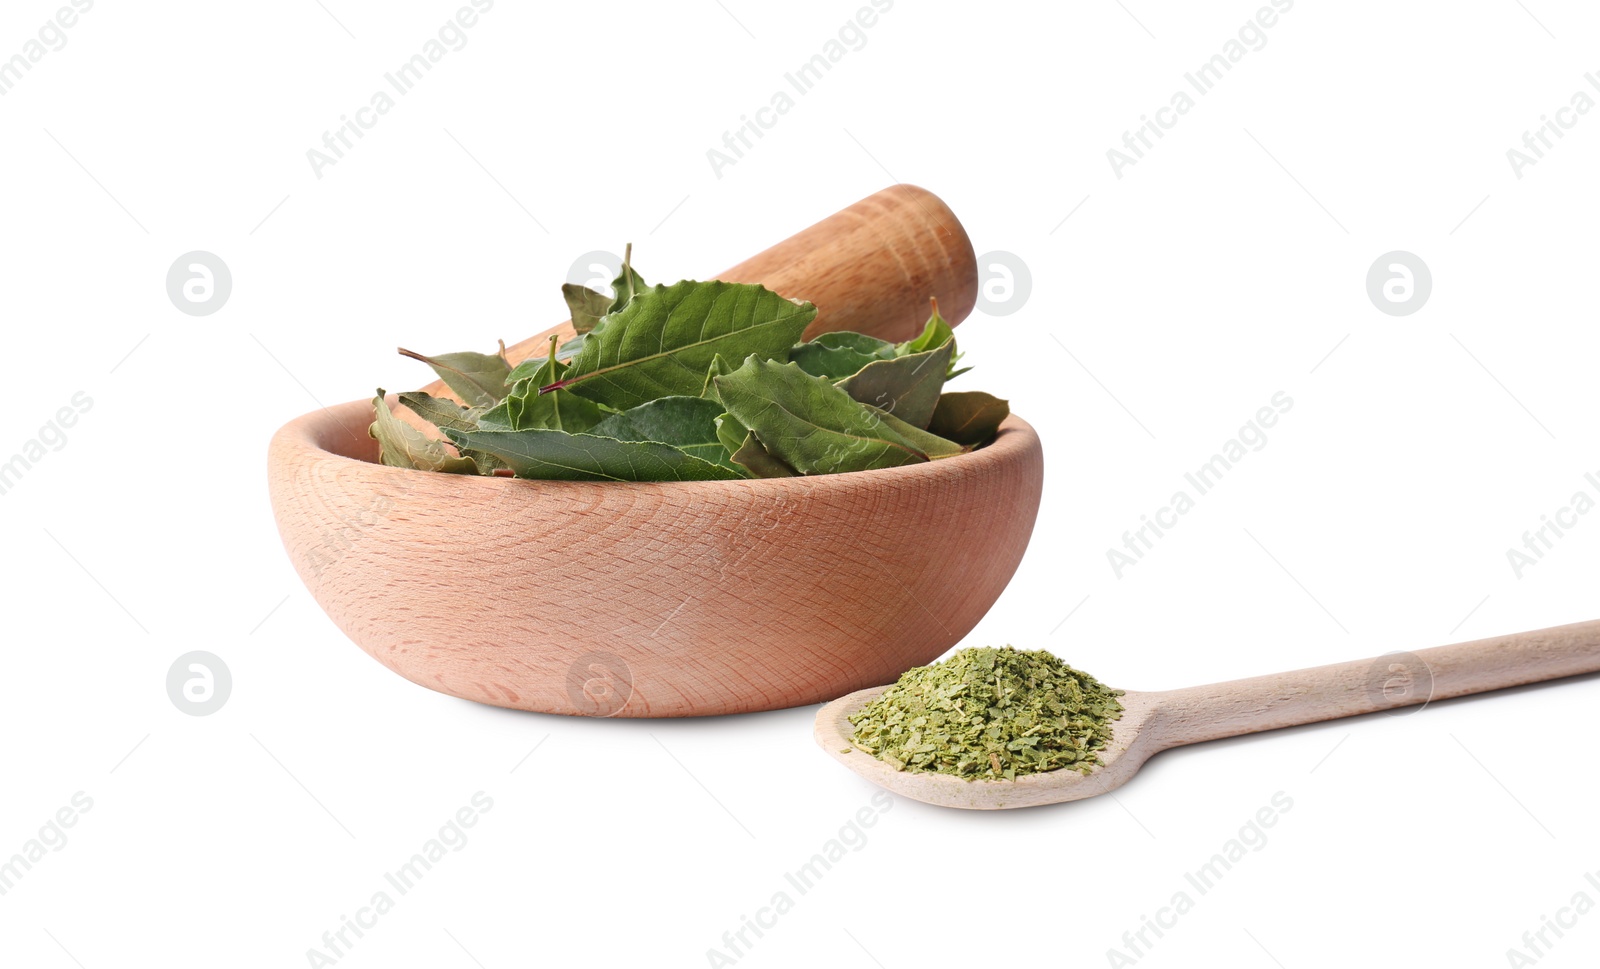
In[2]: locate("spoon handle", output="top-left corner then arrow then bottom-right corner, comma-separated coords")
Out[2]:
1151,618 -> 1600,747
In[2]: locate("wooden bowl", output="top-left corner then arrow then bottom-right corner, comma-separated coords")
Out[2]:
266,185 -> 1046,716
269,408 -> 1041,716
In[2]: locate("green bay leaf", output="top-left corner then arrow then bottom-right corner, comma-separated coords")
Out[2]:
506,334 -> 588,384
563,283 -> 612,335
550,280 -> 816,409
481,337 -> 609,433
835,338 -> 954,429
397,346 -> 512,407
479,380 -> 609,434
446,427 -> 740,482
715,411 -> 748,458
895,299 -> 965,378
731,432 -> 798,478
789,331 -> 896,380
700,353 -> 735,400
396,391 -> 481,434
897,300 -> 953,355
610,243 -> 646,312
712,357 -> 929,475
588,396 -> 736,471
396,390 -> 506,470
371,390 -> 478,474
863,404 -> 967,459
928,391 -> 1010,446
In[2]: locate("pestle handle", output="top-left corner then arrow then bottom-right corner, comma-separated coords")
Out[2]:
421,184 -> 977,401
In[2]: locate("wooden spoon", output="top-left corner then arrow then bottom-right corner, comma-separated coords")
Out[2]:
814,618 -> 1600,810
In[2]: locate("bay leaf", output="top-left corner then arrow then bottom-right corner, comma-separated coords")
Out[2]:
549,280 -> 816,409
506,358 -> 540,384
397,345 -> 512,407
563,283 -> 612,335
704,357 -> 751,457
480,337 -> 608,433
699,353 -> 735,399
370,390 -> 478,474
446,427 -> 740,482
712,357 -> 930,475
610,242 -> 646,311
818,331 -> 897,355
731,432 -> 798,478
396,391 -> 482,433
715,411 -> 748,458
789,331 -> 896,380
863,403 -> 967,459
479,381 -> 609,434
897,299 -> 954,355
895,298 -> 965,378
506,333 -> 589,384
587,396 -> 736,470
835,338 -> 954,429
928,391 -> 1010,445
393,391 -> 510,471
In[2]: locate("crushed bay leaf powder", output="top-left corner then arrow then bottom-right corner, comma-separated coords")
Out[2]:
847,646 -> 1124,781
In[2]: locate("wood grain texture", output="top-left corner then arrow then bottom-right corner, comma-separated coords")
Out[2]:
267,184 -> 1039,717
269,407 -> 1042,716
815,618 -> 1600,809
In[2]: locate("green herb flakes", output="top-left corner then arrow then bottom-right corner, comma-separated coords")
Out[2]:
847,646 -> 1124,781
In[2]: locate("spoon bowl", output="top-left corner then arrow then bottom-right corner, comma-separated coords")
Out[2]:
815,685 -> 1164,810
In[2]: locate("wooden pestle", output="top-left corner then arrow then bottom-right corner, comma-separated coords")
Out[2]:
416,183 -> 978,402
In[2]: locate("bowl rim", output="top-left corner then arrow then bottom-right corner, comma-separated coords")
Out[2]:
270,396 -> 1038,496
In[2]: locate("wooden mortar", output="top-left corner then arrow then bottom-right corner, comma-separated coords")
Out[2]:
267,185 -> 1044,717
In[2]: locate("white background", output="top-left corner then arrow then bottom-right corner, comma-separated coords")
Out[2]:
3,1 -> 1598,966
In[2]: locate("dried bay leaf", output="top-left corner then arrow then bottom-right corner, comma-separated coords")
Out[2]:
701,357 -> 751,461
609,242 -> 647,311
714,412 -> 748,458
898,299 -> 967,379
481,336 -> 609,433
507,333 -> 588,384
560,243 -> 644,337
548,280 -> 816,409
835,338 -> 954,429
928,391 -> 1010,446
563,283 -> 612,335
368,253 -> 1008,483
862,404 -> 967,459
480,381 -> 608,434
699,353 -> 735,399
712,356 -> 929,474
396,391 -> 482,434
730,432 -> 798,478
397,345 -> 513,407
587,396 -> 737,471
446,427 -> 740,482
897,299 -> 954,356
396,391 -> 506,471
370,390 -> 478,474
789,331 -> 897,380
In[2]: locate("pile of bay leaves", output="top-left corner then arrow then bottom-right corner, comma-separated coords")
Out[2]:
371,250 -> 1009,481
